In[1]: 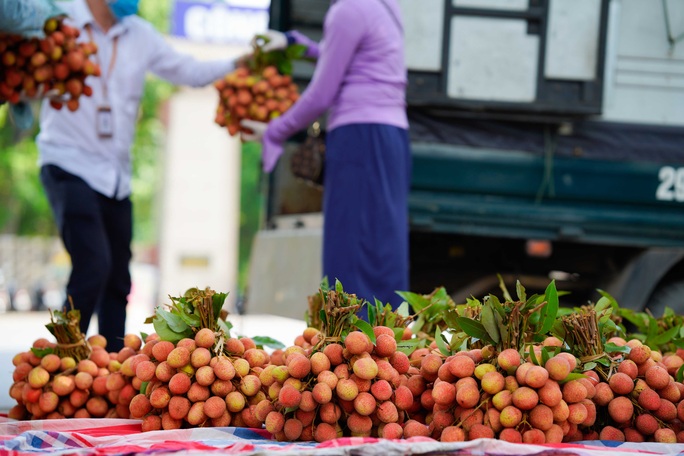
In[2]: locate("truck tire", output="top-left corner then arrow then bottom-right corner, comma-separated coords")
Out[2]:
644,280 -> 684,318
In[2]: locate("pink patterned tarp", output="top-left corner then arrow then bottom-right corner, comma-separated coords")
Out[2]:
2,418 -> 684,456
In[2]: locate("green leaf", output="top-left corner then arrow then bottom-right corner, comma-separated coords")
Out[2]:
455,317 -> 491,343
449,332 -> 468,351
412,316 -> 425,336
495,310 -> 509,345
647,316 -> 659,340
599,318 -> 619,336
368,300 -> 378,326
278,60 -> 293,76
649,325 -> 681,347
595,297 -> 612,313
156,307 -> 190,334
434,328 -> 450,356
320,276 -> 330,292
397,302 -> 410,317
217,319 -> 232,337
673,338 -> 684,349
516,280 -> 527,302
252,336 -> 285,350
631,333 -> 647,343
30,347 -> 54,358
559,372 -> 588,384
604,342 -> 631,354
212,292 -> 228,322
557,307 -> 574,317
140,381 -> 149,395
319,309 -> 327,327
497,274 -> 513,302
177,310 -> 201,327
153,316 -> 187,343
541,347 -> 551,365
677,364 -> 684,383
597,289 -> 619,310
396,338 -> 424,356
335,279 -> 344,294
583,362 -> 597,371
487,294 -> 506,318
596,357 -> 610,367
285,44 -> 308,60
528,312 -> 541,326
551,320 -> 566,340
395,291 -> 430,312
140,332 -> 149,342
528,346 -> 540,366
443,309 -> 461,330
539,280 -> 558,335
354,319 -> 377,345
393,327 -> 404,342
480,304 -> 500,344
620,309 -> 648,333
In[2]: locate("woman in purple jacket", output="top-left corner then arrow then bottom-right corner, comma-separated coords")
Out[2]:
242,0 -> 411,319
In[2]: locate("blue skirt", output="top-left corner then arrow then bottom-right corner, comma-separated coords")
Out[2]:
323,123 -> 412,320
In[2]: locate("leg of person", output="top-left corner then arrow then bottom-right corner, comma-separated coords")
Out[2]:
323,124 -> 411,320
97,195 -> 132,352
40,165 -> 112,336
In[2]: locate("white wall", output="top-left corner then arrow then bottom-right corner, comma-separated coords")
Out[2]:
157,39 -> 248,312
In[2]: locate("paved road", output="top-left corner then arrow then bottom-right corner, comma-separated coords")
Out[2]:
0,306 -> 305,412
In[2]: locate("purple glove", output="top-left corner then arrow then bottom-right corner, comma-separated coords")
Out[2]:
240,119 -> 284,173
262,134 -> 284,173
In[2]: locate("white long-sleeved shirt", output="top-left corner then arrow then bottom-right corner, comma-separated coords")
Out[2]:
37,0 -> 235,199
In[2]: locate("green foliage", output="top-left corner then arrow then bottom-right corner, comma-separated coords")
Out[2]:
138,0 -> 172,34
353,319 -> 377,345
0,104 -> 55,235
251,336 -> 285,350
147,287 -> 230,346
395,287 -> 456,341
621,304 -> 684,353
444,279 -> 560,354
365,297 -> 412,333
396,338 -> 425,356
309,280 -> 368,351
250,37 -> 308,75
238,142 -> 264,292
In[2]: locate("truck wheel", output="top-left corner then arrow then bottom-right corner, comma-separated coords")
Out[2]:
645,280 -> 684,318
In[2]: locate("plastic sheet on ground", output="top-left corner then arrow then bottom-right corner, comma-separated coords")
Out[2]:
2,418 -> 684,456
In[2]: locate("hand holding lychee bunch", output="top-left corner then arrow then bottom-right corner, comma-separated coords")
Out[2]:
214,65 -> 300,137
0,16 -> 100,111
214,37 -> 306,136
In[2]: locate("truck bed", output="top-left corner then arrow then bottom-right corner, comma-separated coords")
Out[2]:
409,113 -> 684,248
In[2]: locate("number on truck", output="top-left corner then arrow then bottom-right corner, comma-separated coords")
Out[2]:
657,166 -> 684,202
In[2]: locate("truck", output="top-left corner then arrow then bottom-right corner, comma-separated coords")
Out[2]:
245,0 -> 684,320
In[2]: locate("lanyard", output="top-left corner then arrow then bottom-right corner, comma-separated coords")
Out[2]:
84,24 -> 119,103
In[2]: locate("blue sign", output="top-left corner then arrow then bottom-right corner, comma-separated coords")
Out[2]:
172,0 -> 271,44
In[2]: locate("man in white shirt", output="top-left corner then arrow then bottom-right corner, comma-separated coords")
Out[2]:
37,0 -> 238,350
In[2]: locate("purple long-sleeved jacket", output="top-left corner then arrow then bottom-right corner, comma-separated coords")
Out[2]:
262,0 -> 408,169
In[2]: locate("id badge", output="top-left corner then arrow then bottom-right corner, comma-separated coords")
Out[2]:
97,105 -> 114,138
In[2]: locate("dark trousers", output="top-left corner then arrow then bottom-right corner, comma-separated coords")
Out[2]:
40,165 -> 132,352
323,124 -> 412,321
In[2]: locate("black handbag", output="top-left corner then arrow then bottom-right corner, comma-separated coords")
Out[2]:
290,122 -> 325,188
